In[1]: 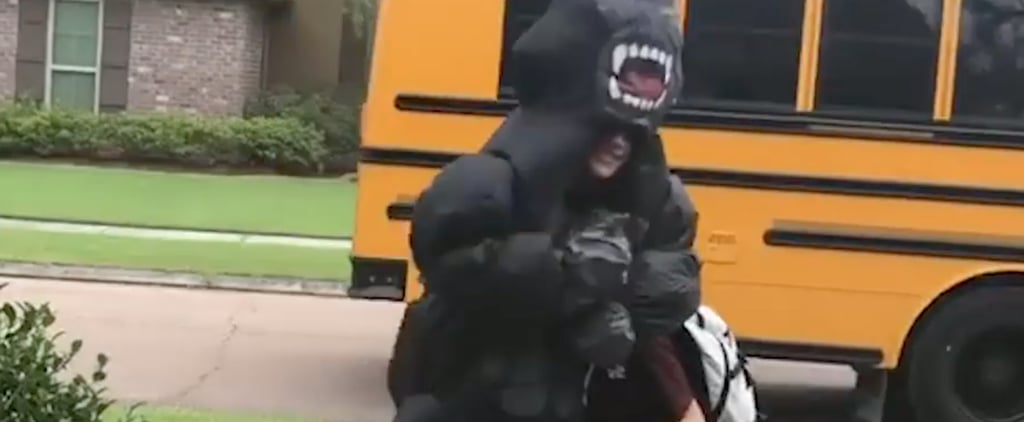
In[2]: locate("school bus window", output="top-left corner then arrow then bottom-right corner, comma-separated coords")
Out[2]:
815,0 -> 943,119
952,0 -> 1024,125
679,0 -> 805,110
498,0 -> 551,98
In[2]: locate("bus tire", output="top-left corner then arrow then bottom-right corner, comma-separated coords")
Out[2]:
905,286 -> 1024,422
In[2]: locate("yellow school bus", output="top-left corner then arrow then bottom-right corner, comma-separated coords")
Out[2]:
349,0 -> 1024,420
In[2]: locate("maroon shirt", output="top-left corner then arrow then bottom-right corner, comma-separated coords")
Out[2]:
585,336 -> 711,422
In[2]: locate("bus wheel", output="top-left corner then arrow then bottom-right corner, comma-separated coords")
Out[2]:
906,287 -> 1024,422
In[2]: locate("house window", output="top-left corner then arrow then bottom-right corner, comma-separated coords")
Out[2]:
47,0 -> 103,112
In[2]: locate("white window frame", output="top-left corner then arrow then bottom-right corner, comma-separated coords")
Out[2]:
44,0 -> 104,113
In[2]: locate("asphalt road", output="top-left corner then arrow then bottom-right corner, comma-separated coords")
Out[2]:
1,277 -> 861,422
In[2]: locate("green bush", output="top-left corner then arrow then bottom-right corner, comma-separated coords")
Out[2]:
0,301 -> 141,422
244,88 -> 360,173
0,103 -> 329,175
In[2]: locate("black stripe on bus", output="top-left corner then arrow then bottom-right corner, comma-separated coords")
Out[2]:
361,147 -> 1024,208
387,200 -> 1024,263
393,94 -> 1024,151
736,338 -> 883,366
765,222 -> 1024,263
387,202 -> 415,221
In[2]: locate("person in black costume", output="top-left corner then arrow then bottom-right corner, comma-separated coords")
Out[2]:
387,0 -> 704,421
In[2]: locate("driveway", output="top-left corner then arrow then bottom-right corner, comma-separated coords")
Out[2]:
0,277 -> 858,422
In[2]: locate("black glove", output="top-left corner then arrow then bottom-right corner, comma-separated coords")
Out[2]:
571,302 -> 636,368
626,250 -> 701,337
560,211 -> 639,368
561,210 -> 634,313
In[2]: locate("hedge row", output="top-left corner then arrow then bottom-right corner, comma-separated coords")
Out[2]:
0,103 -> 337,175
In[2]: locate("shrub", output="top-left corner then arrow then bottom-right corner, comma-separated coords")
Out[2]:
244,88 -> 360,173
0,103 -> 329,175
0,301 -> 141,422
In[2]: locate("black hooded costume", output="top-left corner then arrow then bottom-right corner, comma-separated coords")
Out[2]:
387,1 -> 701,421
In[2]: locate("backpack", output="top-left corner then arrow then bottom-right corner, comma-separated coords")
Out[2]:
681,305 -> 764,422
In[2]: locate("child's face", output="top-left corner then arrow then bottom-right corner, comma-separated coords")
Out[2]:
589,134 -> 632,179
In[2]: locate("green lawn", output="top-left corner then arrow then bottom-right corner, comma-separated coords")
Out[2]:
105,405 -> 319,422
0,228 -> 350,281
0,161 -> 355,237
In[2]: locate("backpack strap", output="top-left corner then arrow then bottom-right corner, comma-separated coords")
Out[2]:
712,336 -> 762,421
735,344 -> 769,422
710,339 -> 734,419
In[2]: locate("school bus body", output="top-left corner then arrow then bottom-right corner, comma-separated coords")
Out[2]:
350,0 -> 1024,372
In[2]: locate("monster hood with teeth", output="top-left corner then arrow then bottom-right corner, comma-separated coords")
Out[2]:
391,1 -> 699,422
509,0 -> 684,126
477,0 -> 686,225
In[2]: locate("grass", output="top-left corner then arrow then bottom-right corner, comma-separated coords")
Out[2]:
105,405 -> 319,422
0,228 -> 350,281
0,161 -> 356,237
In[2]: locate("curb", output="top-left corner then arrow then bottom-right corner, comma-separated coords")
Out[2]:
0,216 -> 353,249
0,214 -> 352,242
0,261 -> 351,298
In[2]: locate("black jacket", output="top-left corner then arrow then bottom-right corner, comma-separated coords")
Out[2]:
388,0 -> 692,419
388,151 -> 701,422
408,149 -> 700,332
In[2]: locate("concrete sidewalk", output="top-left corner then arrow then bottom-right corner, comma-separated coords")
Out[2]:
0,277 -> 859,422
2,276 -> 399,422
0,216 -> 351,249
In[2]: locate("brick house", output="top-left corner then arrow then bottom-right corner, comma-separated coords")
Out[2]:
0,0 -> 372,115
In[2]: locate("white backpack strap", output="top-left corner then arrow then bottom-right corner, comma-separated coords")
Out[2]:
710,338 -> 733,419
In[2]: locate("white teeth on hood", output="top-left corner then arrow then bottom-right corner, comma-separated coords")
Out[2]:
607,42 -> 674,112
608,76 -> 622,100
655,90 -> 668,108
612,42 -> 672,75
613,45 -> 627,74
